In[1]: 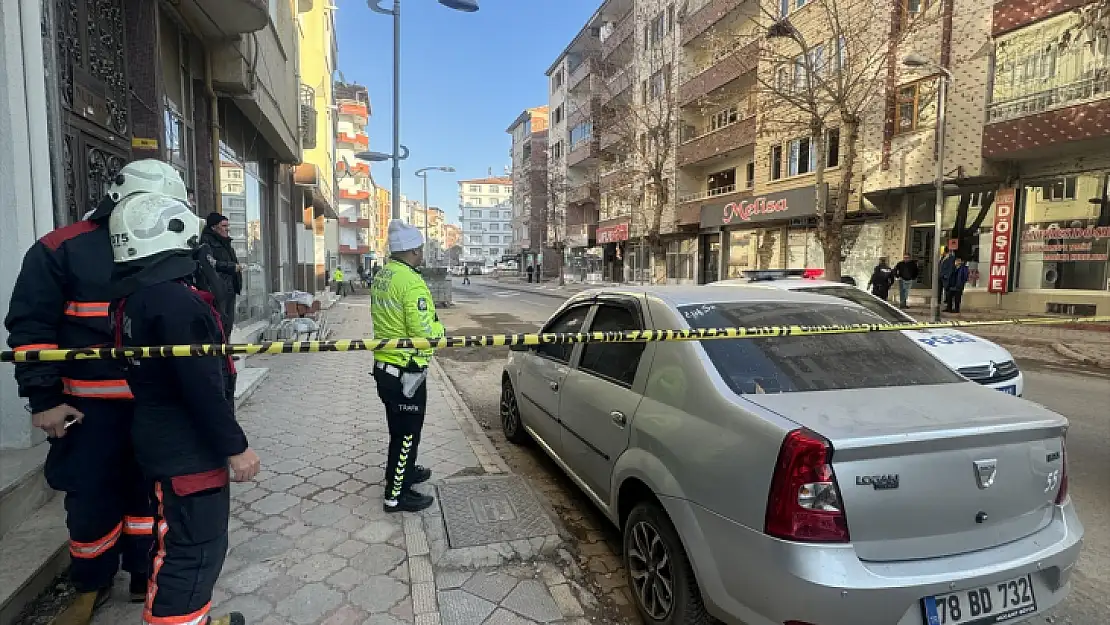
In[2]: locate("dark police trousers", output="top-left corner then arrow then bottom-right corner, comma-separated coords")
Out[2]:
373,365 -> 427,501
145,469 -> 231,625
43,398 -> 154,593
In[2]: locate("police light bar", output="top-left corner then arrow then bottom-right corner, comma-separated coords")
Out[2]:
802,268 -> 825,279
742,269 -> 808,282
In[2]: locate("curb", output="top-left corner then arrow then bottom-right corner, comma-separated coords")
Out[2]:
1052,342 -> 1110,370
485,281 -> 580,300
429,359 -> 511,475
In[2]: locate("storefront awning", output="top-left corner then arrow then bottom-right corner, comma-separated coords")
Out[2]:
293,164 -> 338,220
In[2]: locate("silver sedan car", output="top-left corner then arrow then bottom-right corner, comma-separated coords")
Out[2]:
500,286 -> 1082,625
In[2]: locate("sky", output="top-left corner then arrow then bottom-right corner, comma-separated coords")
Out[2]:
335,0 -> 600,225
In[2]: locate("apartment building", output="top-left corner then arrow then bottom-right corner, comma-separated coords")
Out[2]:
374,184 -> 391,259
459,177 -> 514,267
333,82 -> 376,273
507,106 -> 554,273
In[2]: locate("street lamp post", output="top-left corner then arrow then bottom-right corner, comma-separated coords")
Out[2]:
367,0 -> 478,221
903,53 -> 953,322
415,166 -> 455,266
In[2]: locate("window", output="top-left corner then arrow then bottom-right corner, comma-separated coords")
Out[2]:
745,162 -> 756,189
787,137 -> 816,176
826,128 -> 841,167
682,302 -> 962,395
553,105 -> 564,124
779,0 -> 789,18
579,304 -> 647,387
469,184 -> 481,192
770,144 -> 784,180
776,66 -> 791,92
474,198 -> 483,206
536,305 -> 590,362
647,67 -> 670,101
469,247 -> 482,256
551,69 -> 564,92
1044,176 -> 1078,201
903,0 -> 931,20
709,106 -> 739,132
707,168 -> 737,196
647,5 -> 674,48
570,122 -> 593,147
552,141 -> 564,159
489,185 -> 499,193
504,211 -> 513,219
469,210 -> 481,219
895,79 -> 938,134
793,55 -> 808,92
833,35 -> 847,73
489,247 -> 500,256
796,286 -> 912,323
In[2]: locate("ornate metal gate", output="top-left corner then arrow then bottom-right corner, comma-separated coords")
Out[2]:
48,0 -> 131,224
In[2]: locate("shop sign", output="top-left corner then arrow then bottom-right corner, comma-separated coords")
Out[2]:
1020,223 -> 1110,262
699,185 -> 823,228
597,221 -> 630,244
987,187 -> 1016,294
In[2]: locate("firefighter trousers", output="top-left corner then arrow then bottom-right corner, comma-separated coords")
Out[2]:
144,469 -> 231,625
43,398 -> 154,593
373,367 -> 427,502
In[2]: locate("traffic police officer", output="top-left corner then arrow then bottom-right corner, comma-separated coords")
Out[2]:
109,192 -> 259,625
371,220 -> 445,513
4,160 -> 186,624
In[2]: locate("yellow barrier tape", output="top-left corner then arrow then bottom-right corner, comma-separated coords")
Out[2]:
2,316 -> 1108,363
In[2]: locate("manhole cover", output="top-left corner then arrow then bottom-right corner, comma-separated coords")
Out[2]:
438,476 -> 557,549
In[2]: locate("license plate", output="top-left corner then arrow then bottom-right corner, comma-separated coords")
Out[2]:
922,574 -> 1037,625
998,385 -> 1017,395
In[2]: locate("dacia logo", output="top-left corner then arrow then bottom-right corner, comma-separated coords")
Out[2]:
856,474 -> 900,490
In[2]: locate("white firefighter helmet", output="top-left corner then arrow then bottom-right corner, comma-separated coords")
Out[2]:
106,159 -> 188,204
109,192 -> 203,263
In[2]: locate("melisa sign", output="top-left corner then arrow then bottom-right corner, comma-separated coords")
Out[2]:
987,187 -> 1017,294
699,185 -> 823,229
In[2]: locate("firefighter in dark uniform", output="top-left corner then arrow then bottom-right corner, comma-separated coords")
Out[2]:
371,220 -> 445,513
3,160 -> 189,625
109,192 -> 260,625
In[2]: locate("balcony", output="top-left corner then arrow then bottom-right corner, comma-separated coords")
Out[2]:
679,40 -> 758,106
601,16 -> 633,61
339,188 -> 371,201
337,161 -> 370,176
992,0 -> 1086,37
569,58 -> 595,91
299,85 -> 318,150
677,114 -> 756,166
338,102 -> 369,120
176,0 -> 268,40
336,132 -> 369,148
600,163 -> 632,192
601,67 -> 633,105
678,186 -> 753,222
680,0 -> 747,46
568,138 -> 600,167
569,182 -> 600,205
340,244 -> 371,255
339,217 -> 371,228
565,223 -> 597,248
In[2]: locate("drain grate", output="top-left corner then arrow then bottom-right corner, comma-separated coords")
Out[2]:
437,475 -> 557,549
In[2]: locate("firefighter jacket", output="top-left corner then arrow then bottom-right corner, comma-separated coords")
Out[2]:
112,254 -> 248,479
4,221 -> 132,412
370,259 -> 445,368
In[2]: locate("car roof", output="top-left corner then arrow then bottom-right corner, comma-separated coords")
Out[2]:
712,277 -> 848,291
565,284 -> 867,309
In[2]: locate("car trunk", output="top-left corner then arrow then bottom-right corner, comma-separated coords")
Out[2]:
744,382 -> 1067,562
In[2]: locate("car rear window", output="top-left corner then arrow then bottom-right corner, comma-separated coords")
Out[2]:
679,301 -> 962,394
793,285 -> 914,324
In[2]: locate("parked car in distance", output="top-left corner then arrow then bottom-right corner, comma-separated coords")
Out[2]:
501,285 -> 1080,625
712,270 -> 1025,396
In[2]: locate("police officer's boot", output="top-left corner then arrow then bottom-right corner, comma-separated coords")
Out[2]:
50,586 -> 111,625
208,612 -> 246,625
129,574 -> 148,603
384,489 -> 435,513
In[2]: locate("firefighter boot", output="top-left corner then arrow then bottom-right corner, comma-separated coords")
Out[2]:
50,587 -> 111,625
208,612 -> 246,625
129,574 -> 148,603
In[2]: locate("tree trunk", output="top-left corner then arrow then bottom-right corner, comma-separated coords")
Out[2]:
823,114 -> 862,281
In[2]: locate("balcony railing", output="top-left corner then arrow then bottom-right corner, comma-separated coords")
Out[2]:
677,113 -> 756,166
339,217 -> 371,228
568,182 -> 599,205
338,102 -> 369,119
987,73 -> 1110,124
601,67 -> 633,105
299,84 -> 317,150
569,58 -> 594,91
679,40 -> 758,106
680,0 -> 747,46
679,184 -> 738,204
336,132 -> 369,147
339,244 -> 371,254
568,137 -> 599,167
601,15 -> 633,60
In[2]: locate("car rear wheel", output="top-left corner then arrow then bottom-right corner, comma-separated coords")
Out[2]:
500,377 -> 529,444
623,501 -> 710,625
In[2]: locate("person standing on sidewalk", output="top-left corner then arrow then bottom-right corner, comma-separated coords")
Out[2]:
462,265 -> 471,286
3,160 -> 192,625
867,257 -> 895,302
370,220 -> 445,513
333,266 -> 348,297
939,248 -> 957,314
893,254 -> 920,309
946,257 -> 971,313
200,213 -> 243,332
109,192 -> 259,625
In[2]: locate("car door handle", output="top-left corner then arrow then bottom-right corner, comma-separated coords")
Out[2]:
611,411 -> 627,427
549,381 -> 559,392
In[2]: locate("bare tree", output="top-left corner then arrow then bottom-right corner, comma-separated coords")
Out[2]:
726,0 -> 937,280
546,164 -> 571,285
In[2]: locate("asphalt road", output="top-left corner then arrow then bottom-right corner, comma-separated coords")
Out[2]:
443,278 -> 1110,624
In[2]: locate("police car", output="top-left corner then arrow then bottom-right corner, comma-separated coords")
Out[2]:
711,270 -> 1024,396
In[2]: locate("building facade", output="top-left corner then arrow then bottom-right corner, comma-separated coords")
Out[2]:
333,82 -> 376,273
507,106 -> 555,274
459,177 -> 514,267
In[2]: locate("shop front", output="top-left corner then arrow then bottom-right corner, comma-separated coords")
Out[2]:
597,218 -> 630,282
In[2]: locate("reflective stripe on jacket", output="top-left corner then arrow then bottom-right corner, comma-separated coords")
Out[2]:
370,260 -> 445,368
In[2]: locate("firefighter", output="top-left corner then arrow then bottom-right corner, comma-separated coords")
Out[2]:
3,160 -> 188,625
370,220 -> 445,513
109,192 -> 259,625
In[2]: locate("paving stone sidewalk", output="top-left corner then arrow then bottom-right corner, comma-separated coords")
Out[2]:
91,296 -> 591,625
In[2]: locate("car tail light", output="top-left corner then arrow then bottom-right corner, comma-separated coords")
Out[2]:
1055,436 -> 1069,505
802,268 -> 825,280
765,429 -> 850,543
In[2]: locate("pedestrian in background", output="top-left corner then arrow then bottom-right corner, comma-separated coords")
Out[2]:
370,220 -> 445,513
893,254 -> 920,309
357,264 -> 368,289
3,160 -> 188,624
462,265 -> 471,286
201,213 -> 243,332
939,248 -> 957,313
110,192 -> 258,625
333,266 -> 348,296
946,257 -> 970,313
526,264 -> 534,283
868,257 -> 895,302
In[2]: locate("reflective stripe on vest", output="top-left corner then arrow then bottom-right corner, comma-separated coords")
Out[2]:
62,378 -> 134,400
123,516 -> 155,535
14,343 -> 59,352
64,301 -> 110,318
143,601 -> 211,625
70,522 -> 122,559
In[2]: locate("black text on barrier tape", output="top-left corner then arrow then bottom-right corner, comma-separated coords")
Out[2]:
2,316 -> 1108,362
